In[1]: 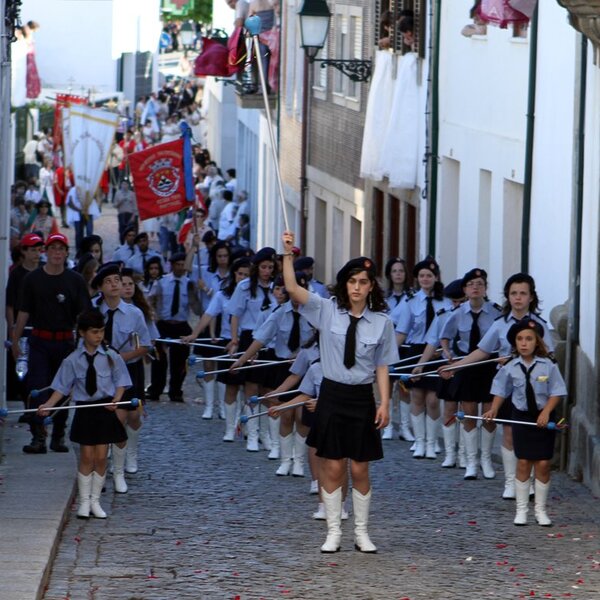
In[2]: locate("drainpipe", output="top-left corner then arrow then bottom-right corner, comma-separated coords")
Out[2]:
562,33 -> 587,472
299,54 -> 310,254
520,4 -> 539,272
427,0 -> 441,257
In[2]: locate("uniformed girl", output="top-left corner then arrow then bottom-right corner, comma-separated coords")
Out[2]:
395,259 -> 452,459
190,240 -> 232,419
141,256 -> 164,296
226,247 -> 277,451
282,231 -> 397,554
483,319 -> 566,527
231,272 -> 313,472
92,264 -> 151,493
38,309 -> 131,519
439,273 -> 554,499
437,269 -> 502,477
382,257 -> 414,442
182,257 -> 251,441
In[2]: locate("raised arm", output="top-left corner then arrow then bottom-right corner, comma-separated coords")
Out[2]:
281,231 -> 309,305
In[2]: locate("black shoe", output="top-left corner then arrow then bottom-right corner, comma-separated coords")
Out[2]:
50,438 -> 69,452
146,396 -> 160,401
23,439 -> 47,454
169,396 -> 184,403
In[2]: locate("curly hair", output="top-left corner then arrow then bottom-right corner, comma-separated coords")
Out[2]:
502,273 -> 541,315
333,268 -> 388,312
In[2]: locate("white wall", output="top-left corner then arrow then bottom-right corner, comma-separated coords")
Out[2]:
436,0 -> 573,314
204,78 -> 238,169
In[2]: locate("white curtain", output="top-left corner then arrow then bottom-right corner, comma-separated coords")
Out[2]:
379,52 -> 419,190
360,50 -> 393,181
68,106 -> 119,212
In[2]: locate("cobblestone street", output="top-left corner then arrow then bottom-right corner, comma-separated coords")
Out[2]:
43,387 -> 600,600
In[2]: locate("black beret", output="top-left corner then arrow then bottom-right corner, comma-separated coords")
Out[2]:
336,257 -> 377,285
413,258 -> 439,278
294,270 -> 309,289
443,279 -> 465,300
462,268 -> 487,287
231,256 -> 252,270
506,318 -> 544,348
273,275 -> 285,287
120,267 -> 135,279
384,257 -> 407,279
91,264 -> 121,289
231,248 -> 254,261
211,240 -> 230,255
170,252 -> 186,263
134,232 -> 148,243
202,230 -> 216,243
123,224 -> 137,236
294,256 -> 314,270
253,246 -> 277,265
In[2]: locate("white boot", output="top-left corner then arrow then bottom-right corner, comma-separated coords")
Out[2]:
276,434 -> 293,476
463,428 -> 479,480
514,479 -> 530,525
267,416 -> 280,460
244,405 -> 259,451
216,382 -> 226,419
259,413 -> 272,450
441,424 -> 457,468
320,487 -> 343,553
353,488 -> 377,553
313,502 -> 326,519
382,402 -> 394,440
410,412 -> 425,458
425,416 -> 439,459
222,402 -> 238,442
457,424 -> 467,468
112,444 -> 128,493
480,427 -> 496,479
292,432 -> 306,477
399,401 -> 415,441
534,479 -> 552,526
90,472 -> 107,519
501,446 -> 517,499
76,472 -> 92,519
125,425 -> 140,474
202,379 -> 215,419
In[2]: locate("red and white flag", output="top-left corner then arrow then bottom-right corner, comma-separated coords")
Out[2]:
129,139 -> 189,221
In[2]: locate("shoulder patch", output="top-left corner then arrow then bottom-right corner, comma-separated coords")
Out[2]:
533,313 -> 547,324
272,304 -> 282,312
492,302 -> 502,312
494,314 -> 506,322
450,304 -> 461,312
405,289 -> 415,299
436,308 -> 447,316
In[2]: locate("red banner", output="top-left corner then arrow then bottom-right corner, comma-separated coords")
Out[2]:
129,139 -> 188,221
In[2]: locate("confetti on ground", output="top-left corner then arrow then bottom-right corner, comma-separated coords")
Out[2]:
496,543 -> 508,549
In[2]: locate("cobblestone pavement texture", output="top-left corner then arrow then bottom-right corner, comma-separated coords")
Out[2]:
32,209 -> 600,599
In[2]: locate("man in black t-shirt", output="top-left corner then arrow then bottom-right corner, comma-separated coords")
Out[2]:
12,233 -> 91,454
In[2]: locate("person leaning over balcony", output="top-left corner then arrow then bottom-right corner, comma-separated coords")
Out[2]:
281,231 -> 397,554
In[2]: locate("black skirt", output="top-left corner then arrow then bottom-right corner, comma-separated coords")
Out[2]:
192,330 -> 225,359
306,378 -> 382,462
216,339 -> 245,386
70,398 -> 128,445
400,344 -> 439,392
512,407 -> 556,461
450,361 -> 496,404
123,360 -> 145,410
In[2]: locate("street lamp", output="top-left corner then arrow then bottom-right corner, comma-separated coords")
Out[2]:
180,20 -> 195,50
298,0 -> 371,83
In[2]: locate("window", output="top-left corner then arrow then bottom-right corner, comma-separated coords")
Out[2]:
332,5 -> 362,109
312,43 -> 328,100
375,0 -> 426,58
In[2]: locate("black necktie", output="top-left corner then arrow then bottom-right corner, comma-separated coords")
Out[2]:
130,245 -> 135,256
468,311 -> 481,352
142,253 -> 147,271
425,297 -> 435,330
85,352 -> 98,397
393,294 -> 402,306
288,312 -> 301,352
518,363 -> 539,417
260,286 -> 271,311
344,315 -> 361,369
171,279 -> 180,316
104,309 -> 116,345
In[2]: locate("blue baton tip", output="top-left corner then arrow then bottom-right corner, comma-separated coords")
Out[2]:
196,370 -> 205,379
399,374 -> 410,383
0,408 -> 8,418
240,415 -> 249,424
130,398 -> 140,408
244,15 -> 261,35
43,416 -> 53,426
249,395 -> 259,404
547,422 -> 556,430
455,411 -> 465,420
30,389 -> 40,398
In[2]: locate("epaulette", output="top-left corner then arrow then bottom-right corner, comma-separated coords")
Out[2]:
492,302 -> 502,311
314,279 -> 324,285
547,352 -> 557,364
450,304 -> 461,312
494,314 -> 507,322
436,308 -> 447,316
310,357 -> 321,365
534,314 -> 547,324
272,304 -> 283,312
405,289 -> 415,299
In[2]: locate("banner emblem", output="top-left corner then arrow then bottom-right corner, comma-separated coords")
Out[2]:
147,158 -> 181,197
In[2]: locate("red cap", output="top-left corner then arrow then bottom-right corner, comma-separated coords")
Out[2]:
20,233 -> 44,247
45,233 -> 69,247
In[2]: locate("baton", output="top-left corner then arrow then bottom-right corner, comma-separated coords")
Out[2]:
196,359 -> 294,378
454,411 -> 567,431
156,338 -> 226,350
0,398 -> 140,419
239,400 -> 308,423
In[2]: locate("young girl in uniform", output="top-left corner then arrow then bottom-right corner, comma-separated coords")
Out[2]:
382,257 -> 413,442
38,309 -> 131,519
439,273 -> 554,499
282,231 -> 397,554
483,319 -> 566,526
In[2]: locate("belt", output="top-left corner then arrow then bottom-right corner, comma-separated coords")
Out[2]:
31,328 -> 74,341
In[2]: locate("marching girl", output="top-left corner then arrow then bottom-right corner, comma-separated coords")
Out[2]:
140,256 -> 164,296
282,231 -> 397,554
411,279 -> 466,467
439,273 -> 554,499
395,259 -> 452,459
182,257 -> 251,441
435,269 -> 502,477
382,257 -> 413,441
92,264 -> 151,493
190,240 -> 232,419
226,247 -> 277,452
230,272 -> 313,472
483,319 -> 566,526
38,309 -> 131,519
